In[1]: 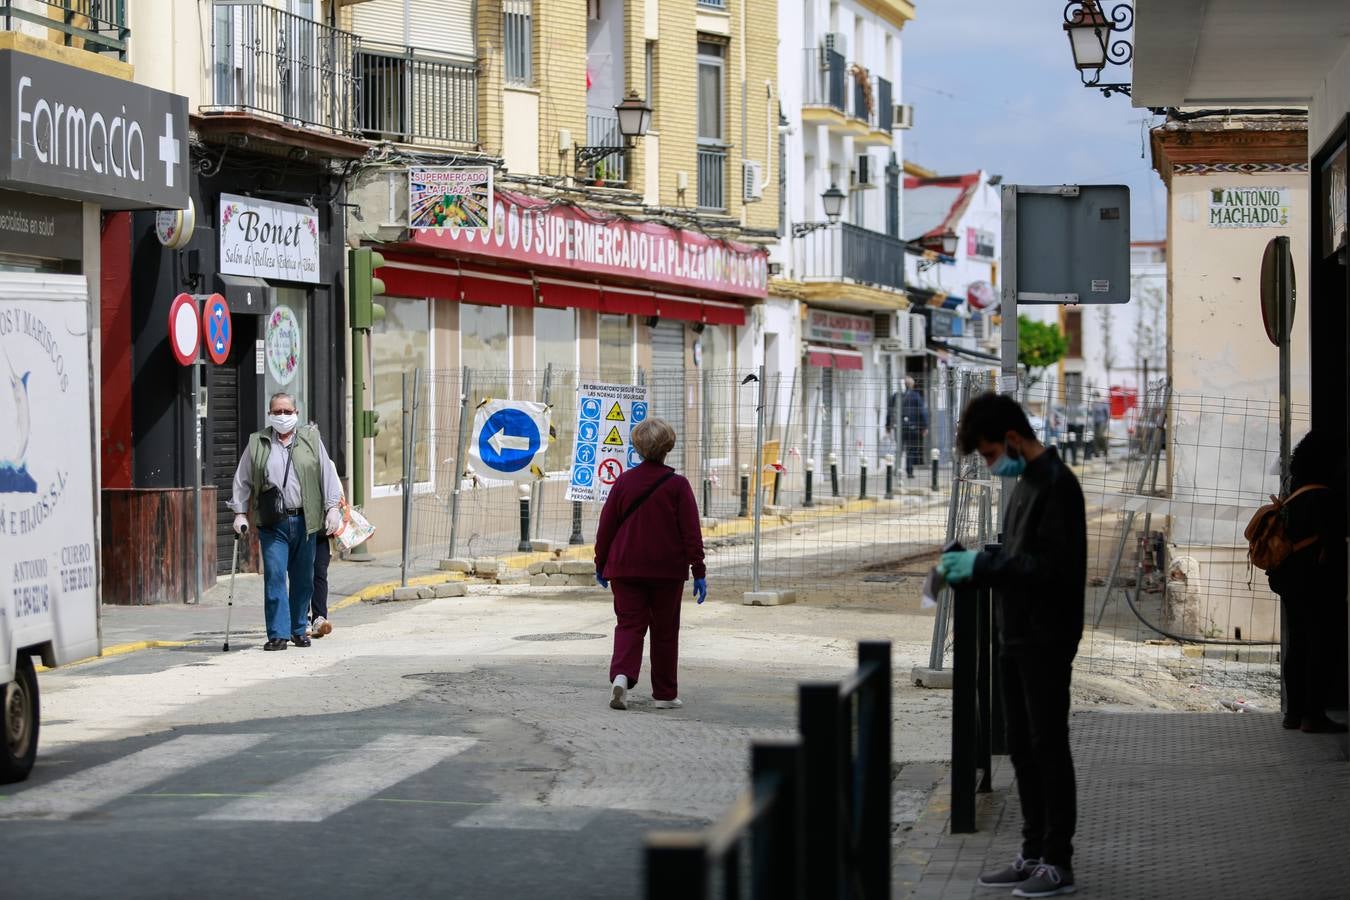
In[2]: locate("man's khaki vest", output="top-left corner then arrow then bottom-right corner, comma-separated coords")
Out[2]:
247,425 -> 324,535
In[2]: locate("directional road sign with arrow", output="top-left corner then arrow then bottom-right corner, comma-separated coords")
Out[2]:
468,399 -> 551,482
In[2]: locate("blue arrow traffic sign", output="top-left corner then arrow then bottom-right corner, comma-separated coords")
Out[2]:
580,397 -> 602,420
477,408 -> 542,474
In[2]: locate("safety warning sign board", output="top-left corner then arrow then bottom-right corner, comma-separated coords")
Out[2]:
566,381 -> 649,503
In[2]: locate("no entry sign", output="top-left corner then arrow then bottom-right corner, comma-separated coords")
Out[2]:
168,292 -> 200,366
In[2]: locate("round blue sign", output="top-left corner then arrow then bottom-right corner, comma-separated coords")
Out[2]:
477,408 -> 542,473
630,401 -> 648,423
579,421 -> 599,444
573,465 -> 593,486
580,398 -> 602,420
203,294 -> 232,365
576,443 -> 596,465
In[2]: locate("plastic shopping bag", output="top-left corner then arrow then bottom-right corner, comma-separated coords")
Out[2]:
333,499 -> 375,551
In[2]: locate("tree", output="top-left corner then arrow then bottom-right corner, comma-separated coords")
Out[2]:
1132,281 -> 1166,385
1017,314 -> 1068,390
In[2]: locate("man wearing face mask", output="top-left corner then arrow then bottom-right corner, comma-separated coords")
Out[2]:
936,392 -> 1086,899
228,392 -> 344,651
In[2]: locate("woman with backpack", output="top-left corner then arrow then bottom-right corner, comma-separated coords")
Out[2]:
594,418 -> 707,711
1267,431 -> 1348,733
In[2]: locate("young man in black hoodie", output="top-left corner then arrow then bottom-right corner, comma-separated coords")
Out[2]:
938,393 -> 1086,898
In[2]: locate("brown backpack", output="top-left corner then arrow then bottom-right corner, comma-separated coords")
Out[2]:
1244,484 -> 1327,573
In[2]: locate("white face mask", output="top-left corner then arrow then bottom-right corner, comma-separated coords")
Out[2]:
268,413 -> 298,435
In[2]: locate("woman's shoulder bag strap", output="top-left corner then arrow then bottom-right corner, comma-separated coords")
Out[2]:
614,471 -> 678,533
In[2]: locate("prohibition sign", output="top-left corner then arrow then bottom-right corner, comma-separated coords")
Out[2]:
168,292 -> 200,367
598,458 -> 624,485
202,293 -> 232,365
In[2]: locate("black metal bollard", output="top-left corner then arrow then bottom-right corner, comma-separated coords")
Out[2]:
859,459 -> 868,500
738,466 -> 750,518
931,448 -> 940,492
884,455 -> 894,499
569,500 -> 584,545
829,453 -> 839,497
951,581 -> 978,834
772,466 -> 782,507
803,460 -> 814,507
517,494 -> 531,552
702,478 -> 712,516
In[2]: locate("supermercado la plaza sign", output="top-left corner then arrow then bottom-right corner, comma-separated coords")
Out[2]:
411,189 -> 768,299
0,49 -> 189,210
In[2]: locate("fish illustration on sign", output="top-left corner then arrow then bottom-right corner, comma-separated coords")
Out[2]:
0,338 -> 36,493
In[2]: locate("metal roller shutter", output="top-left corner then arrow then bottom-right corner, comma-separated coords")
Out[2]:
351,0 -> 475,59
649,321 -> 687,451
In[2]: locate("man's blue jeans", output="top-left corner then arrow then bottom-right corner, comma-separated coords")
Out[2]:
259,514 -> 316,640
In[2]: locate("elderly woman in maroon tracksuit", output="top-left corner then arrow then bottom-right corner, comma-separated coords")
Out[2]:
594,418 -> 708,711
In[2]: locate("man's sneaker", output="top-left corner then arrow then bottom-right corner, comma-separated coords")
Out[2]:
312,617 -> 333,638
1012,863 -> 1076,897
653,698 -> 683,709
610,675 -> 629,710
977,855 -> 1040,889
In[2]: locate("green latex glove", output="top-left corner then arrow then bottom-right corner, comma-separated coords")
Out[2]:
938,550 -> 978,585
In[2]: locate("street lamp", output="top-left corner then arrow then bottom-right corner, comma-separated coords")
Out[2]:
914,229 -> 958,272
1063,0 -> 1134,99
576,90 -> 653,174
614,91 -> 653,140
793,184 -> 847,236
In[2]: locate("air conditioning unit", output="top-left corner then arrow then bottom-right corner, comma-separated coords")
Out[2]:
874,311 -> 918,352
822,32 -> 848,58
852,154 -> 877,189
908,312 -> 927,350
892,103 -> 914,130
742,160 -> 764,202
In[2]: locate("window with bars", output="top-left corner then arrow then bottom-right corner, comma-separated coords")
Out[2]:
504,0 -> 533,85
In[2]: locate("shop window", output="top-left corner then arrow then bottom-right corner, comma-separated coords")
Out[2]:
462,302 -> 511,402
265,287 -> 309,421
535,307 -> 578,471
371,297 -> 431,489
702,324 -> 736,465
598,313 -> 633,382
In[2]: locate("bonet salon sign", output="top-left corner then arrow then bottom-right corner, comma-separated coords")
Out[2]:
219,194 -> 321,284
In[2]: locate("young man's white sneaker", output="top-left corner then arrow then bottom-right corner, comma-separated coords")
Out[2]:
610,675 -> 629,710
312,617 -> 332,638
653,698 -> 683,709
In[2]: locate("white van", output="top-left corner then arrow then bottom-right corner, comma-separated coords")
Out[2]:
1,274 -> 100,783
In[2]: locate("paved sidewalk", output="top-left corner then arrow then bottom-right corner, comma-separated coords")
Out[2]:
895,710 -> 1350,900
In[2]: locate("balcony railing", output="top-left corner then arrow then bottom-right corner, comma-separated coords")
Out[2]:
697,145 -> 727,211
696,0 -> 726,8
876,76 -> 893,131
208,2 -> 478,147
1,0 -> 128,60
795,222 -> 906,292
802,47 -> 846,114
357,40 -> 477,147
209,1 -> 359,135
581,112 -> 628,186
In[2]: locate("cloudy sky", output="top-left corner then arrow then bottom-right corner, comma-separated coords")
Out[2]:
902,0 -> 1167,240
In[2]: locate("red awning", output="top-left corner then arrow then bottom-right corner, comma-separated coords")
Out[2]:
376,254 -> 749,325
805,346 -> 864,370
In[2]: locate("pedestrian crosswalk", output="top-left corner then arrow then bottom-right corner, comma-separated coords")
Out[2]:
0,732 -> 477,824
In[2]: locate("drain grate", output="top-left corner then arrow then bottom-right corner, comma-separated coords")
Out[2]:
512,632 -> 607,642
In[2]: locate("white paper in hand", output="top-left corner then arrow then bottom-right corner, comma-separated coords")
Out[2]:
920,568 -> 942,609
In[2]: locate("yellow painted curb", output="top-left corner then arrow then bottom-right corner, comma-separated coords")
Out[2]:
37,640 -> 201,672
331,572 -> 465,611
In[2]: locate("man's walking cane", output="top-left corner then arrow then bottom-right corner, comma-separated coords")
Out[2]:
222,525 -> 246,652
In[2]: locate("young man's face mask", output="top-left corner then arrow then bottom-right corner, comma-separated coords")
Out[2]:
990,442 -> 1026,478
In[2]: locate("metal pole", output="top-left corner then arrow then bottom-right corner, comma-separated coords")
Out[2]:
446,367 -> 474,560
700,364 -> 713,516
999,185 -> 1021,528
884,455 -> 894,499
351,312 -> 367,507
400,371 -> 410,587
858,457 -> 868,500
192,359 -> 203,605
751,363 -> 766,593
533,363 -> 553,542
569,500 -> 584,545
892,380 -> 903,482
775,368 -> 797,507
1277,235 -> 1293,492
803,458 -> 814,507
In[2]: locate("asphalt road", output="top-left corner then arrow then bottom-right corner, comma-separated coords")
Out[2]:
2,587 -> 943,899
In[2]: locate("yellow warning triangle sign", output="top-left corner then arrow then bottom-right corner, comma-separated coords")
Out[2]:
603,425 -> 624,446
605,402 -> 626,422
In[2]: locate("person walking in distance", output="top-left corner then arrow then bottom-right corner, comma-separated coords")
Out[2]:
309,454 -> 343,639
229,393 -> 344,651
594,418 -> 707,711
887,376 -> 929,478
937,393 -> 1086,898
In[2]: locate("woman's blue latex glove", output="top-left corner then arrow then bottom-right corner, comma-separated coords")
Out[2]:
596,573 -> 609,589
693,578 -> 708,604
937,550 -> 978,585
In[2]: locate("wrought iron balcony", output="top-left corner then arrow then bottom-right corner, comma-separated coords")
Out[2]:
802,47 -> 847,114
578,112 -> 628,187
1,0 -> 129,61
794,222 -> 907,293
209,1 -> 359,135
356,40 -> 477,147
697,145 -> 727,212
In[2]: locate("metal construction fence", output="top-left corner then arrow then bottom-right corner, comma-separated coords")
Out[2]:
388,364 -> 1299,691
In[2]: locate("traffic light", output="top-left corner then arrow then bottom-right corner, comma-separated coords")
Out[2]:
360,409 -> 381,439
349,247 -> 386,330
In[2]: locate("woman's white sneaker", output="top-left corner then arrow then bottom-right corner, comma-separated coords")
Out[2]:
610,675 -> 629,710
653,698 -> 683,709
